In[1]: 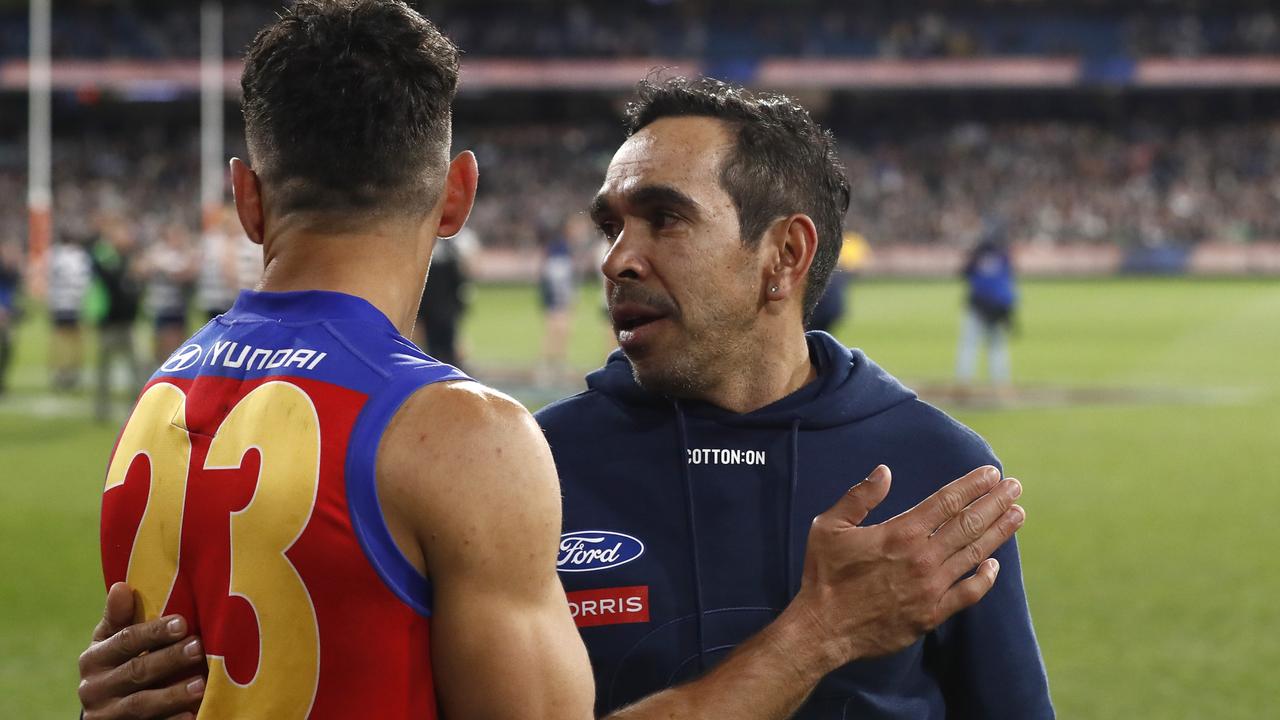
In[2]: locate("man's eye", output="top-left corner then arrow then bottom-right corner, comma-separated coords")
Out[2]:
652,212 -> 681,231
597,221 -> 620,240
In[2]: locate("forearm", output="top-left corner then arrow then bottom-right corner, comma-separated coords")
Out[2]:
604,604 -> 840,720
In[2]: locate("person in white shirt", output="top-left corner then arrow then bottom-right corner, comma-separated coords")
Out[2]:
195,205 -> 262,320
139,223 -> 198,363
47,237 -> 92,391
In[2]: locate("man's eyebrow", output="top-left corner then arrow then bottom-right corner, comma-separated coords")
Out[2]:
628,185 -> 702,219
588,184 -> 703,224
588,193 -> 612,224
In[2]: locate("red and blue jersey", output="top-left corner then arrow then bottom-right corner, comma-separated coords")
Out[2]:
100,290 -> 466,719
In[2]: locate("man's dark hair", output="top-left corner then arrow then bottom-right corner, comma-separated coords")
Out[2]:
624,76 -> 851,319
241,0 -> 459,218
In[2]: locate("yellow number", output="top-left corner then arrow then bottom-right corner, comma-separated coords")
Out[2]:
103,383 -> 191,622
104,381 -> 323,718
201,382 -> 322,718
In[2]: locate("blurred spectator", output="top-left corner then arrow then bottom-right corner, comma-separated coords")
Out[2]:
956,221 -> 1018,392
196,206 -> 253,320
139,222 -> 197,362
47,235 -> 92,391
87,214 -> 144,421
0,241 -> 22,395
537,215 -> 587,383
414,226 -> 478,369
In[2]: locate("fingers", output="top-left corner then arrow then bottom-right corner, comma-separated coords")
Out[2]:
81,633 -> 204,711
107,637 -> 206,696
93,583 -> 138,643
930,477 -> 1022,553
896,465 -> 1001,535
84,675 -> 204,720
820,465 -> 892,528
935,558 -> 1000,622
80,615 -> 189,675
941,504 -> 1025,579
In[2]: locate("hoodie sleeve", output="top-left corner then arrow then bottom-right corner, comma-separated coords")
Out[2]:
924,425 -> 1055,719
930,534 -> 1055,719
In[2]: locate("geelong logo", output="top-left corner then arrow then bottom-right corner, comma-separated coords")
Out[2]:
161,344 -> 203,372
557,531 -> 644,573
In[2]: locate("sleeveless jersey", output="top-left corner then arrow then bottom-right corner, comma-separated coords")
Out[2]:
100,290 -> 467,719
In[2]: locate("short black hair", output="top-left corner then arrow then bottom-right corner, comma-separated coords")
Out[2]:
241,0 -> 459,218
624,76 -> 851,319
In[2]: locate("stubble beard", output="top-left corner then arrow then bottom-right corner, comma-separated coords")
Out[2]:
626,298 -> 756,402
629,344 -> 708,399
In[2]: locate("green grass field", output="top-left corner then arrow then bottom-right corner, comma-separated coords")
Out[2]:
2,278 -> 1277,718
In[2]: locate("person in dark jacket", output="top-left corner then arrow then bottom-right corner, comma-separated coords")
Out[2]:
957,223 -> 1018,392
542,77 -> 1053,719
414,225 -> 477,368
88,213 -> 145,421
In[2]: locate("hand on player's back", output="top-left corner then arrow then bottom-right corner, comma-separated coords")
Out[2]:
78,582 -> 205,720
791,464 -> 1024,667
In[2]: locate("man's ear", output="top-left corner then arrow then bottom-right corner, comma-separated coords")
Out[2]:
230,158 -> 265,246
764,214 -> 819,302
436,151 -> 479,238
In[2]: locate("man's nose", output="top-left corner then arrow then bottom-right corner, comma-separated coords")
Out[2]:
601,226 -> 648,282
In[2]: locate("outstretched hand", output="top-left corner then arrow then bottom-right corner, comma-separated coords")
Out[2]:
791,464 -> 1025,666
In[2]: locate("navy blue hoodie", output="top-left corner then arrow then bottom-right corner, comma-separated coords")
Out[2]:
536,332 -> 1053,719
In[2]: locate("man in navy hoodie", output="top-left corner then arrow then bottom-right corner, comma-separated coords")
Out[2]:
541,77 -> 1053,719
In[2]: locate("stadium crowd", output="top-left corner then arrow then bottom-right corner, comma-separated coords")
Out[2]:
2,1 -> 1279,60
842,120 -> 1280,247
1,111 -> 1275,397
484,117 -> 1280,247
460,118 -> 1275,249
8,116 -> 1277,258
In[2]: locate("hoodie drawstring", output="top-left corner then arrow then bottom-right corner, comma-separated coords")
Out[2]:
673,401 -> 708,673
786,418 -> 801,596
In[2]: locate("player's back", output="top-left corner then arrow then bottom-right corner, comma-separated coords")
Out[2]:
100,290 -> 466,719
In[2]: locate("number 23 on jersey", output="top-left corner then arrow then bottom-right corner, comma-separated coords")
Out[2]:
103,380 -> 323,717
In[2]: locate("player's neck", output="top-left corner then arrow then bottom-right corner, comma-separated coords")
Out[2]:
695,327 -> 816,415
257,226 -> 433,335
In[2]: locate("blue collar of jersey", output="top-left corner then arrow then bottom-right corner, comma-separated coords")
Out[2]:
228,289 -> 398,330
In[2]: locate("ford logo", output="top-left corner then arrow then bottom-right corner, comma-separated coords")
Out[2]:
161,344 -> 203,373
557,530 -> 644,573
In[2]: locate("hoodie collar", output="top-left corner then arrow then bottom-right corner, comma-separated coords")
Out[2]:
586,331 -> 917,430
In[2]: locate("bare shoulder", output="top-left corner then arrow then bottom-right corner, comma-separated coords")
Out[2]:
377,380 -> 563,577
386,379 -> 540,452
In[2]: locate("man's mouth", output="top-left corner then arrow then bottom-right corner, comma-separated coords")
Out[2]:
610,303 -> 668,333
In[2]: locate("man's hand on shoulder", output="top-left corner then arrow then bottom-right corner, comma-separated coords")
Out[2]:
78,583 -> 205,720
